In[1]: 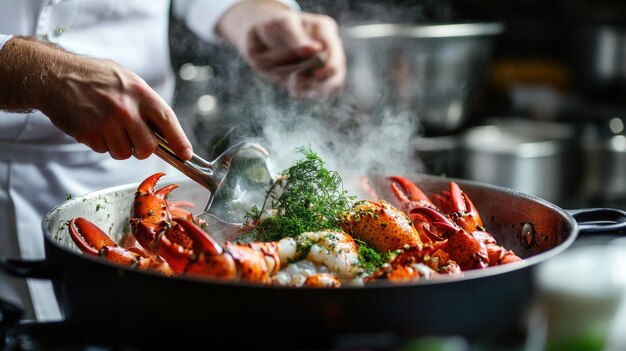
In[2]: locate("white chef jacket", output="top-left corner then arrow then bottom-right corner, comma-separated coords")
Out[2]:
0,0 -> 298,321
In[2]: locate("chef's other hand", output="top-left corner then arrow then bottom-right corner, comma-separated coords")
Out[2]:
0,36 -> 193,161
217,0 -> 346,101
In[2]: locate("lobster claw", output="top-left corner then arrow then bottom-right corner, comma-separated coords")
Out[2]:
130,172 -> 178,249
408,206 -> 454,243
69,217 -> 117,256
431,182 -> 484,233
409,206 -> 454,227
156,217 -> 224,274
339,199 -> 422,252
388,176 -> 435,213
69,217 -> 173,275
166,218 -> 279,283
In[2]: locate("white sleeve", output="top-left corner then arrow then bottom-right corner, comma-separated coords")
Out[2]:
172,0 -> 301,43
0,34 -> 14,50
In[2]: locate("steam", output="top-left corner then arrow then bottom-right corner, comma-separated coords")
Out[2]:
260,102 -> 424,199
174,57 -> 426,201
198,57 -> 427,199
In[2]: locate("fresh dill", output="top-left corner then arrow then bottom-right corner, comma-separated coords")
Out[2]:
355,238 -> 393,274
244,147 -> 355,242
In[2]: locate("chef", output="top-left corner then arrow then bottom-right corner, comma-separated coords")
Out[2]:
0,0 -> 345,321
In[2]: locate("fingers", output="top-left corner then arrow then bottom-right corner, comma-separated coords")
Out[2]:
88,137 -> 109,154
250,14 -> 322,56
97,89 -> 192,161
248,31 -> 322,78
124,116 -> 156,160
105,127 -> 133,160
307,14 -> 346,83
248,34 -> 304,71
246,11 -> 346,101
140,92 -> 193,161
247,12 -> 324,75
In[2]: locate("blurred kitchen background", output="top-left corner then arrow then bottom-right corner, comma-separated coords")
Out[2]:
167,0 -> 626,211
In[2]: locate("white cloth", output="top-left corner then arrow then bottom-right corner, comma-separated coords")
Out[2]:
0,33 -> 12,48
0,0 -> 298,321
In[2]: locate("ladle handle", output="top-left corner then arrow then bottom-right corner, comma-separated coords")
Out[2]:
150,125 -> 218,193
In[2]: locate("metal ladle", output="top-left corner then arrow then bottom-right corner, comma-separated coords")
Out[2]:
152,130 -> 275,236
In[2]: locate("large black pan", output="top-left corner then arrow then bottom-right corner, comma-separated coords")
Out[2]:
2,174 -> 626,349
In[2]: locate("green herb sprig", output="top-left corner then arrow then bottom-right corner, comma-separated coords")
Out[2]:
244,147 -> 355,242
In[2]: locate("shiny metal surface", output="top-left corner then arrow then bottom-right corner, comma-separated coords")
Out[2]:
152,128 -> 274,215
341,22 -> 503,133
458,118 -> 576,206
342,22 -> 504,39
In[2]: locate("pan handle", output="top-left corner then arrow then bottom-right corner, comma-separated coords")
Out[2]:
0,257 -> 61,280
567,208 -> 626,235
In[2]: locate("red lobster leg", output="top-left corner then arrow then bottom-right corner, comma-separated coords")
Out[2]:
387,176 -> 445,243
486,244 -> 523,266
155,217 -> 223,274
432,182 -> 484,233
431,222 -> 489,270
68,217 -> 173,275
366,241 -> 462,283
466,230 -> 522,265
469,230 -> 521,265
167,201 -> 196,220
408,206 -> 453,243
160,218 -> 279,284
411,207 -> 489,270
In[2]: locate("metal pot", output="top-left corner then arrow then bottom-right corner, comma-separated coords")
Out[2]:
340,22 -> 503,134
1,174 -> 625,349
458,118 -> 578,207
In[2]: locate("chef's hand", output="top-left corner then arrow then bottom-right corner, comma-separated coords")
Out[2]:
0,36 -> 193,161
217,0 -> 346,101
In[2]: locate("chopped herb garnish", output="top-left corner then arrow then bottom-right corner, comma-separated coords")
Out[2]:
355,238 -> 393,274
295,236 -> 314,260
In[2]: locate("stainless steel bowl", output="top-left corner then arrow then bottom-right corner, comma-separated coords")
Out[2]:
340,22 -> 503,133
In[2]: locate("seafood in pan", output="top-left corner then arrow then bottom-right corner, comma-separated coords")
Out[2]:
67,150 -> 521,287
